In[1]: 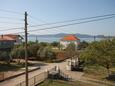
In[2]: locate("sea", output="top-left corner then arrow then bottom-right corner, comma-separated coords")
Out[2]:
28,36 -> 103,43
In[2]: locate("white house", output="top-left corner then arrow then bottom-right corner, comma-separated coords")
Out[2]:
60,35 -> 80,49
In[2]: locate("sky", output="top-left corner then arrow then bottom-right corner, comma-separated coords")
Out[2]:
0,0 -> 115,36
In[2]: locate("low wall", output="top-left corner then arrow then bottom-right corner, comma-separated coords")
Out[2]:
0,67 -> 40,82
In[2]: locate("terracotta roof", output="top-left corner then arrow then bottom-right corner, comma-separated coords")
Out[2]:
0,35 -> 15,41
61,35 -> 79,41
4,34 -> 19,40
0,34 -> 20,41
5,34 -> 23,39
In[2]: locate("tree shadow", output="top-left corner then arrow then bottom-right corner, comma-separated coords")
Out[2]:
106,74 -> 115,82
34,62 -> 47,66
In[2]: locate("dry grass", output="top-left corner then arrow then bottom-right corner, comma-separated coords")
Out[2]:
39,79 -> 96,86
83,65 -> 115,83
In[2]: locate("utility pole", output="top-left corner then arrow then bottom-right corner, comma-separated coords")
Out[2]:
24,11 -> 28,86
94,36 -> 96,41
36,35 -> 38,43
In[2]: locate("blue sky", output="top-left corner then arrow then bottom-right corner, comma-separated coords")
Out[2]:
0,0 -> 115,36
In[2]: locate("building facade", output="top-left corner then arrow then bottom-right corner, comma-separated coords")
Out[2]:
60,35 -> 80,49
4,34 -> 23,45
0,34 -> 23,50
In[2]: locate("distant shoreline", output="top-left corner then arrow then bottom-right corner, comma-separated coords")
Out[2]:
27,36 -> 103,43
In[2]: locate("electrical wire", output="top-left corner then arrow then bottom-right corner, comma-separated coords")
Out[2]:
0,16 -> 23,20
29,13 -> 115,27
29,15 -> 47,23
0,22 -> 23,24
10,15 -> 115,34
0,9 -> 23,15
1,13 -> 115,32
0,27 -> 24,31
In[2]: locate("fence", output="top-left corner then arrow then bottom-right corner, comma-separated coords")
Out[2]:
15,67 -> 56,86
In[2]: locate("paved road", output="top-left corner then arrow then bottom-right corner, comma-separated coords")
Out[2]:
57,60 -> 84,80
0,62 -> 55,86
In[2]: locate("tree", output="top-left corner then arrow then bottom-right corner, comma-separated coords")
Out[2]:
0,51 -> 10,64
11,42 -> 40,61
58,44 -> 64,50
80,39 -> 115,76
51,41 -> 59,47
28,44 -> 40,57
10,46 -> 25,63
65,42 -> 76,58
37,47 -> 46,60
28,41 -> 36,45
79,41 -> 89,50
39,42 -> 49,47
37,46 -> 56,61
45,47 -> 56,60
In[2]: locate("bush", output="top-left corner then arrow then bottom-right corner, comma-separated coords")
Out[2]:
11,46 -> 25,59
0,51 -> 11,64
28,44 -> 40,57
37,46 -> 56,61
11,42 -> 57,62
51,41 -> 59,47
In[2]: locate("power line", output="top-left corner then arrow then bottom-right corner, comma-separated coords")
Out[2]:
1,13 -> 115,32
0,16 -> 23,20
0,27 -> 24,31
0,9 -> 23,15
29,13 -> 115,27
0,22 -> 23,24
28,16 -> 115,32
29,15 -> 47,23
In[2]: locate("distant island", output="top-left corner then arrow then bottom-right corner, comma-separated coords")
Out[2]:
27,33 -> 107,38
22,33 -> 114,42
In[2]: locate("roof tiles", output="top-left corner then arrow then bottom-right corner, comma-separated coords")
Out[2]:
61,35 -> 79,41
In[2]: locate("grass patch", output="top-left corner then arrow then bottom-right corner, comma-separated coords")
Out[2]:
83,64 -> 115,83
84,64 -> 108,80
0,63 -> 22,72
38,79 -> 97,86
110,68 -> 115,74
0,62 -> 34,72
107,67 -> 115,82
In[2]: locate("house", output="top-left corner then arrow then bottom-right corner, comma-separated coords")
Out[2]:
4,34 -> 23,45
60,34 -> 80,49
0,34 -> 23,50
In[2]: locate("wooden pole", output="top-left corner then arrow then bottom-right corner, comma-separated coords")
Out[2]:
24,11 -> 28,86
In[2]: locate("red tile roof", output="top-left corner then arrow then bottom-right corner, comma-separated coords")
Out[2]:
0,34 -> 17,41
4,34 -> 19,39
61,35 -> 79,41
